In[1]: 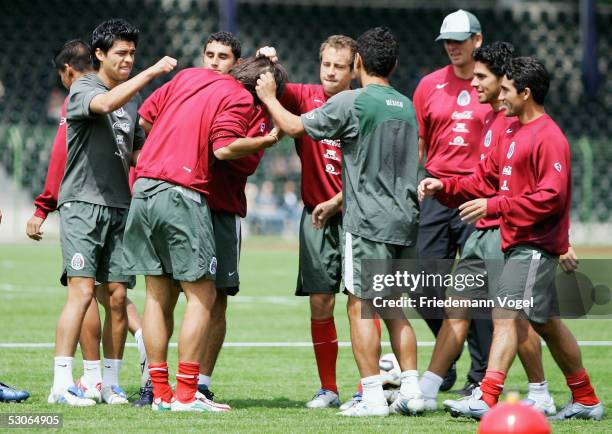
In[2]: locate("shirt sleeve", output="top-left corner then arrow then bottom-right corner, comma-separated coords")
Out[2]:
210,91 -> 253,151
487,132 -> 570,226
301,90 -> 359,142
138,79 -> 173,124
34,101 -> 68,218
66,77 -> 105,121
437,146 -> 500,208
412,80 -> 428,140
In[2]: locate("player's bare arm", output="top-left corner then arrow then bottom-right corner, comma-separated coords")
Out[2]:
418,177 -> 443,201
311,192 -> 342,229
256,72 -> 305,137
26,215 -> 45,241
418,137 -> 426,163
559,245 -> 578,273
139,117 -> 152,135
90,56 -> 177,114
458,198 -> 488,223
214,127 -> 282,160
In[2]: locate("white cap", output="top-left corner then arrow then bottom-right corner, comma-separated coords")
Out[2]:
436,9 -> 482,42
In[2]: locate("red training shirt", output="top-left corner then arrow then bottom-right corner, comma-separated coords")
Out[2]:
207,106 -> 270,217
33,98 -> 68,219
280,83 -> 342,209
137,68 -> 253,195
413,65 -> 489,178
437,114 -> 571,255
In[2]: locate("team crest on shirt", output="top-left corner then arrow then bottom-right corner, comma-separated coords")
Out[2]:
59,117 -> 66,126
260,122 -> 267,133
554,162 -> 562,173
209,257 -> 217,275
484,130 -> 492,148
457,90 -> 471,107
113,107 -> 126,117
71,253 -> 85,270
325,163 -> 339,175
507,141 -> 515,159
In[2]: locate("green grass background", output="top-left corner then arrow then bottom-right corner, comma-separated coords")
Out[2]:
0,239 -> 610,432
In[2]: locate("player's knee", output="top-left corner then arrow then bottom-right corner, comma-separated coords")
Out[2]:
530,318 -> 559,340
310,294 -> 335,318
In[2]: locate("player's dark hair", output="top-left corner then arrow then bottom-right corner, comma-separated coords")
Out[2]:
319,35 -> 357,70
356,27 -> 398,77
504,56 -> 550,105
473,42 -> 515,78
205,31 -> 241,59
91,19 -> 139,69
52,39 -> 93,72
230,56 -> 288,105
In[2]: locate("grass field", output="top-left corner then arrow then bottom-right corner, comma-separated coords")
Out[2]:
0,239 -> 610,432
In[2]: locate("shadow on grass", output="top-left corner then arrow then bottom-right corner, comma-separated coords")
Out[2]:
224,397 -> 306,409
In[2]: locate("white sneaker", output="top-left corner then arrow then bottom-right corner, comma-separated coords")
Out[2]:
194,391 -> 231,412
389,391 -> 425,415
423,396 -> 437,411
339,392 -> 362,411
47,385 -> 96,406
101,385 -> 129,405
522,395 -> 556,416
306,389 -> 341,409
152,397 -> 173,411
76,376 -> 102,403
171,396 -> 227,412
383,388 -> 399,404
338,400 -> 389,417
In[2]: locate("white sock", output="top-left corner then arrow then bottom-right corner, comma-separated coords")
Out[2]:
102,358 -> 122,388
361,375 -> 387,406
527,381 -> 551,401
419,371 -> 443,399
53,356 -> 74,394
198,374 -> 212,387
82,360 -> 102,386
400,370 -> 422,397
134,329 -> 149,387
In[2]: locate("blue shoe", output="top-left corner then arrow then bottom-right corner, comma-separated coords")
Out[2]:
197,384 -> 215,401
443,386 -> 490,419
0,382 -> 30,403
132,379 -> 153,408
549,399 -> 604,421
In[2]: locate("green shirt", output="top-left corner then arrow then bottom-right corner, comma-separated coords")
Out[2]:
302,84 -> 419,246
59,73 -> 145,209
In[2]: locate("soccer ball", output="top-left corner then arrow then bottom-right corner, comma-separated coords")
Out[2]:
379,353 -> 401,387
478,398 -> 551,434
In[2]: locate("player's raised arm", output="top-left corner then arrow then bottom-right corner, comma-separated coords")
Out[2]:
257,72 -> 306,137
214,127 -> 282,160
90,56 -> 177,114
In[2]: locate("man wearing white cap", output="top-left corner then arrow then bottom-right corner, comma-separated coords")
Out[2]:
412,9 -> 492,395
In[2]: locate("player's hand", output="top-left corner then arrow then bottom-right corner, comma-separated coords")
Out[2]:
311,197 -> 341,229
256,72 -> 278,103
459,198 -> 488,223
267,127 -> 284,145
418,178 -> 443,201
256,46 -> 278,63
149,56 -> 177,77
559,246 -> 578,273
26,215 -> 45,241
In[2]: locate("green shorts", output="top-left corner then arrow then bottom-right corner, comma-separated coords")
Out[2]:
494,245 -> 560,324
212,211 -> 241,295
296,208 -> 342,296
122,179 -> 216,282
59,201 -> 135,288
343,231 -> 417,300
448,228 -> 504,299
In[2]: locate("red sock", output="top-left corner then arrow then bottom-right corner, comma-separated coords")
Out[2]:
566,368 -> 599,405
480,370 -> 506,407
175,361 -> 199,403
356,317 -> 382,393
311,317 -> 338,394
149,362 -> 173,402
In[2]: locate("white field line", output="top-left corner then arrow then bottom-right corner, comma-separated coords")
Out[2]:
1,341 -> 612,349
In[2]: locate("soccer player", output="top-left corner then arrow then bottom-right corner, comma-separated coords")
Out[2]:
412,9 -> 492,394
267,35 -> 356,409
48,19 -> 176,406
419,42 -> 555,415
122,56 -> 287,412
257,27 -> 423,417
420,57 -> 604,420
26,39 -> 152,407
